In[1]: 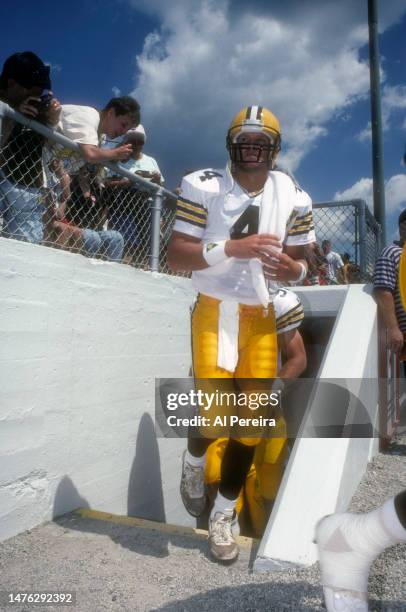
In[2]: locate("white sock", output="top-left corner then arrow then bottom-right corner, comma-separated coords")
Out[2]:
210,491 -> 237,519
318,497 -> 406,595
185,449 -> 206,468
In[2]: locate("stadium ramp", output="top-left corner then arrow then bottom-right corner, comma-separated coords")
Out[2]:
254,284 -> 379,570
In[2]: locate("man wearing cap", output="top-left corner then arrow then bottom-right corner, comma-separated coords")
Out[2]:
119,125 -> 164,185
0,51 -> 61,243
0,51 -> 59,133
374,209 -> 406,376
103,125 -> 164,264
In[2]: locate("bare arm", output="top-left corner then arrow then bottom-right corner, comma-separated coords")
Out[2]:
166,232 -> 208,271
278,329 -> 307,379
79,143 -> 133,164
374,288 -> 404,353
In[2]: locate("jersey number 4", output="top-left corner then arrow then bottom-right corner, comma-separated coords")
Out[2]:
230,205 -> 259,240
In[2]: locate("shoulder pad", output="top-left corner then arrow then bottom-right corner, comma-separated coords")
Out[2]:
180,168 -> 225,200
274,288 -> 304,333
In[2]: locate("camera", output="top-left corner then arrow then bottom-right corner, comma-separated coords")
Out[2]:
136,170 -> 153,178
31,92 -> 53,123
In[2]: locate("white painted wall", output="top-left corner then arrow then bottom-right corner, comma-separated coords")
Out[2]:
0,238 -> 196,542
0,239 -> 381,564
256,284 -> 380,570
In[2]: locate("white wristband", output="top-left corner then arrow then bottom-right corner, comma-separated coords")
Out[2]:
202,240 -> 229,266
295,261 -> 307,282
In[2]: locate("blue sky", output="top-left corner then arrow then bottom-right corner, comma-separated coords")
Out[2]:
1,0 -> 405,245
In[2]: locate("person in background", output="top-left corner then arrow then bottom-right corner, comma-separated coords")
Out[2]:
204,288 -> 307,537
0,51 -> 61,243
44,96 -> 141,261
103,125 -> 165,265
322,239 -> 344,285
374,208 -> 406,376
304,242 -> 328,285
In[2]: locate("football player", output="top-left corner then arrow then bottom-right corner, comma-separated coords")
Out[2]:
167,106 -> 315,562
204,287 -> 307,537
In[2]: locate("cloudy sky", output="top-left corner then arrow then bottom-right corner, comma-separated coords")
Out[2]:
2,0 -> 406,244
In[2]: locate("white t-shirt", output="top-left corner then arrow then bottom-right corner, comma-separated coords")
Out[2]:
326,251 -> 344,280
44,105 -> 100,179
173,165 -> 315,304
110,154 -> 164,182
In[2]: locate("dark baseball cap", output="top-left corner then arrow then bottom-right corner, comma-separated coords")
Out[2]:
0,52 -> 51,90
399,209 -> 406,225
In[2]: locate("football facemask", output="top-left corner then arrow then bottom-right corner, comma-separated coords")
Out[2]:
226,105 -> 281,165
228,138 -> 278,164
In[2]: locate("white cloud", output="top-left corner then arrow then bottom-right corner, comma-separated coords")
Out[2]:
357,84 -> 406,142
334,174 -> 406,214
126,0 -> 406,184
112,86 -> 122,97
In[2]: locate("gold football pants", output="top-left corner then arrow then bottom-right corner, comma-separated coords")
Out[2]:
191,293 -> 286,535
191,293 -> 278,445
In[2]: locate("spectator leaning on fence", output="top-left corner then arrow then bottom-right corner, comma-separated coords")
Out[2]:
322,239 -> 345,285
120,125 -> 164,185
0,51 -> 61,244
103,125 -> 165,265
373,209 -> 406,376
44,96 -> 140,262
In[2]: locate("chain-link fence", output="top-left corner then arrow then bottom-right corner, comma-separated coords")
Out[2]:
0,101 -> 177,273
313,200 -> 381,282
0,101 -> 381,281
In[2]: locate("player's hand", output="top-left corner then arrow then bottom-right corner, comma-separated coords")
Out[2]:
262,251 -> 304,282
387,326 -> 404,354
18,96 -> 40,117
113,144 -> 133,161
225,234 -> 281,259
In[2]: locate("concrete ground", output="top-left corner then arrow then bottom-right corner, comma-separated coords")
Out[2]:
0,433 -> 405,612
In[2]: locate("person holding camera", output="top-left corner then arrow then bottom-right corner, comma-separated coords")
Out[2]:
42,96 -> 141,262
103,125 -> 164,265
0,51 -> 61,243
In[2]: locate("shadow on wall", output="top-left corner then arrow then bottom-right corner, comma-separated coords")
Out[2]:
53,475 -> 90,518
52,413 -> 195,559
127,412 -> 166,523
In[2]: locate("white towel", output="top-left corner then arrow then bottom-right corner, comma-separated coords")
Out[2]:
217,301 -> 239,372
211,173 -> 298,368
249,173 -> 290,307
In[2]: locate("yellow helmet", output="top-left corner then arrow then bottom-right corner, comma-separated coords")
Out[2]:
226,105 -> 281,165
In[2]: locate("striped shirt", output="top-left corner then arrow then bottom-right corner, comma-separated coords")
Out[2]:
373,243 -> 406,333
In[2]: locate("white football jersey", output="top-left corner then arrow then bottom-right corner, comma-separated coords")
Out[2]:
273,288 -> 304,335
173,165 -> 315,303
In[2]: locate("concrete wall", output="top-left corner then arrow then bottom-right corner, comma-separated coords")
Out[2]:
0,238 -> 196,542
256,285 -> 380,569
0,239 -> 381,561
